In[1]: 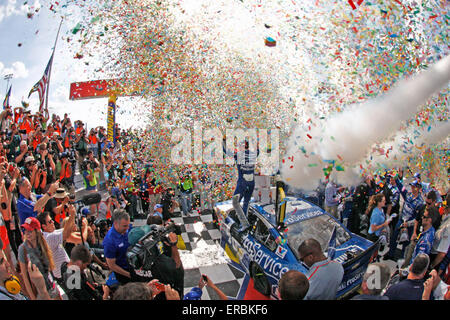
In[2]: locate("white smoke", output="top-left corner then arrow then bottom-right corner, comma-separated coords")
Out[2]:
281,55 -> 450,190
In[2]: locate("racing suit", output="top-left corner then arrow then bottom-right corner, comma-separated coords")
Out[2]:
224,142 -> 259,215
387,178 -> 425,259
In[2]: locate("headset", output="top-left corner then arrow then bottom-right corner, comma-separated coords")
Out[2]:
4,275 -> 21,295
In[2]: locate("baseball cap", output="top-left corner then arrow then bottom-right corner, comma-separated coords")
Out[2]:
410,180 -> 422,188
183,287 -> 203,300
414,172 -> 421,179
81,208 -> 90,216
21,217 -> 41,231
154,204 -> 163,211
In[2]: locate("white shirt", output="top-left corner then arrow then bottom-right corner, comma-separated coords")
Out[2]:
43,229 -> 70,279
432,215 -> 450,254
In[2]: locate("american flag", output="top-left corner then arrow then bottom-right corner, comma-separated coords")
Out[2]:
28,53 -> 54,113
2,85 -> 11,109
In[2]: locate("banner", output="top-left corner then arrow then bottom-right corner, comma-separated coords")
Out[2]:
107,95 -> 116,145
69,79 -> 140,100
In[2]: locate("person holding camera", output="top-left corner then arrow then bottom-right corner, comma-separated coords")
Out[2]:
98,193 -> 118,221
145,215 -> 184,298
57,152 -> 75,195
160,187 -> 179,221
1,159 -> 22,259
127,224 -> 180,299
43,188 -> 72,229
37,202 -> 86,281
14,140 -> 30,168
75,128 -> 89,166
34,143 -> 56,194
60,244 -> 106,300
103,209 -> 131,285
183,275 -> 229,300
81,159 -> 99,216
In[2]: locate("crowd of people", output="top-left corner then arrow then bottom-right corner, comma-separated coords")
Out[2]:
0,103 -> 448,301
289,170 -> 450,300
0,105 -> 230,301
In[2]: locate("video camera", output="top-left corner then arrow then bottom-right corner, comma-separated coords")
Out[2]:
127,221 -> 181,271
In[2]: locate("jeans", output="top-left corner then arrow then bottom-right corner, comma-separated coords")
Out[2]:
180,192 -> 192,215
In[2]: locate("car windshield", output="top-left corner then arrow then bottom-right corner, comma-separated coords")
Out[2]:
286,215 -> 351,261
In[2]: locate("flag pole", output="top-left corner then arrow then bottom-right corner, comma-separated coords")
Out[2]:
44,17 -> 64,119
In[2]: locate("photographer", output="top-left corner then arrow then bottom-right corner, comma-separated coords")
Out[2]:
127,224 -> 180,299
81,159 -> 99,216
34,143 -> 56,194
6,123 -> 22,162
75,128 -> 89,166
88,129 -> 98,160
103,209 -> 131,285
44,188 -> 71,229
14,140 -> 30,168
60,244 -> 106,300
144,215 -> 184,298
57,152 -> 75,195
1,162 -> 23,258
98,194 -> 118,221
160,187 -> 178,221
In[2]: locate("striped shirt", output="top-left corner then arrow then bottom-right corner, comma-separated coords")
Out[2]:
43,229 -> 70,279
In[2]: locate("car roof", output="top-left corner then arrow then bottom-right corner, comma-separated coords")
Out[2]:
252,197 -> 328,227
215,197 -> 328,227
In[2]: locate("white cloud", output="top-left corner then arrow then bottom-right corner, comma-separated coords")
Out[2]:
0,61 -> 29,79
0,0 -> 41,22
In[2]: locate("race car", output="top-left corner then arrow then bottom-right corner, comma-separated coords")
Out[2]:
214,181 -> 379,299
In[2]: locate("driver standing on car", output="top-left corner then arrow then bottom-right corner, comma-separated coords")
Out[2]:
298,238 -> 344,300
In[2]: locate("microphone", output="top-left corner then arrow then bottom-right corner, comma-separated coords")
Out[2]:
82,192 -> 102,206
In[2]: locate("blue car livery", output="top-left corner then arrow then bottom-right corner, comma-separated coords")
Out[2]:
214,194 -> 379,299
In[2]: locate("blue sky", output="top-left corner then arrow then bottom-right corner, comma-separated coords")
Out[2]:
0,0 -> 149,129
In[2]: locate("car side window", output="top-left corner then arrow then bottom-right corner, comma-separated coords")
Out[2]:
253,218 -> 277,252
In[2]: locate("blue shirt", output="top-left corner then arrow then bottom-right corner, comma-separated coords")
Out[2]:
411,226 -> 435,264
103,226 -> 130,271
223,142 -> 259,181
383,279 -> 425,300
369,207 -> 385,237
16,194 -> 43,225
